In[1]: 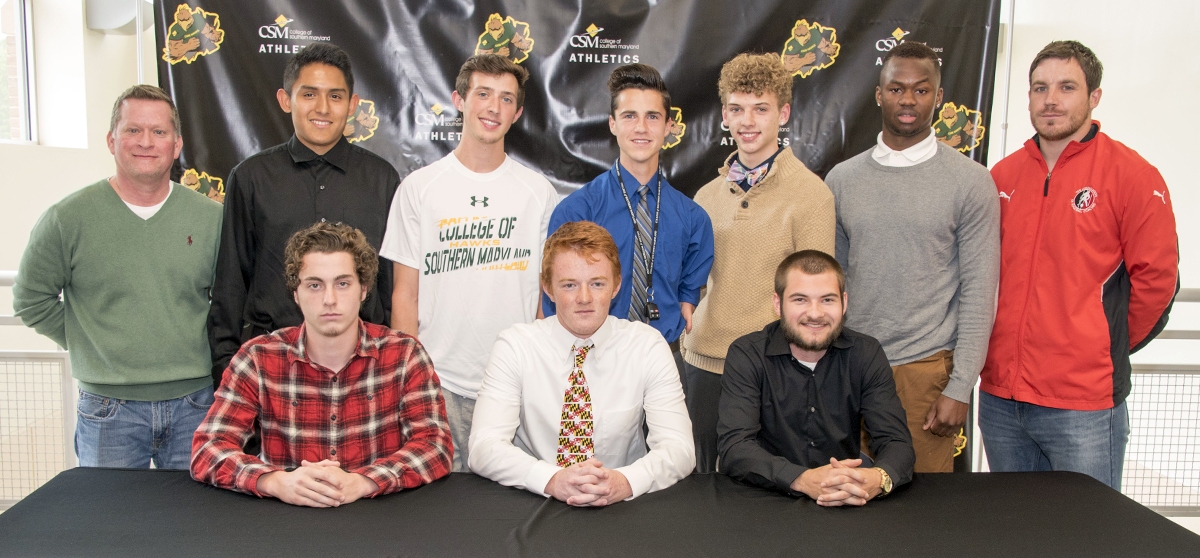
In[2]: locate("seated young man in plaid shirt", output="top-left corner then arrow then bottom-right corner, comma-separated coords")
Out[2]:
192,222 -> 452,507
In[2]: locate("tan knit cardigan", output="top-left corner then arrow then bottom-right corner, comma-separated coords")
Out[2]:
681,148 -> 835,373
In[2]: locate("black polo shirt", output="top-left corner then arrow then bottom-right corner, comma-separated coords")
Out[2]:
717,320 -> 914,495
208,135 -> 400,381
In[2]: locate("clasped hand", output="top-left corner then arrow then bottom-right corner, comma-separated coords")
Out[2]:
791,457 -> 883,507
544,457 -> 633,507
258,459 -> 377,508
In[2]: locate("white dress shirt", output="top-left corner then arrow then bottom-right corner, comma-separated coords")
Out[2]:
871,128 -> 938,167
469,315 -> 695,499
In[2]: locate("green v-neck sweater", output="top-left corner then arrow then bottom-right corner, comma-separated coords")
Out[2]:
14,180 -> 223,400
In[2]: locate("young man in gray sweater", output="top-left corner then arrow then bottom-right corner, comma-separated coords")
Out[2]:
825,42 -> 999,472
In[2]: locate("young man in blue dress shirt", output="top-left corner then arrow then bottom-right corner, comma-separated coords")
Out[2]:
544,64 -> 714,391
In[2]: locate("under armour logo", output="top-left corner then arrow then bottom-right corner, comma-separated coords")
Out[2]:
470,196 -> 489,207
998,190 -> 1014,201
1153,190 -> 1167,204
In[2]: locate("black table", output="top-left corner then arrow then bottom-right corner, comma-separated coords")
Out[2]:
1,469 -> 1197,557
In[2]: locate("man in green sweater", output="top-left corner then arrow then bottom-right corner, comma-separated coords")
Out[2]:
13,85 -> 223,469
683,53 -> 835,473
824,42 -> 999,473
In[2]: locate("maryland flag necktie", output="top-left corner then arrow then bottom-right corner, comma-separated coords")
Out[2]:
556,344 -> 594,467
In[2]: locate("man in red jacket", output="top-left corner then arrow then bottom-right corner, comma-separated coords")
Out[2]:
981,41 -> 1178,490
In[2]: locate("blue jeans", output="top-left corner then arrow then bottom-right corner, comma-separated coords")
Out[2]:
75,386 -> 215,469
979,391 -> 1129,490
442,388 -> 476,473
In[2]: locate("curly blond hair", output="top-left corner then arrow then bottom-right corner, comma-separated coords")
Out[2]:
717,53 -> 792,107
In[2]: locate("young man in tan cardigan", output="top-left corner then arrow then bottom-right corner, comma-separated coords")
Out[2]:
682,53 -> 835,473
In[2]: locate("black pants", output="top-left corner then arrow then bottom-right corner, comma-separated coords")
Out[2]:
683,362 -> 723,473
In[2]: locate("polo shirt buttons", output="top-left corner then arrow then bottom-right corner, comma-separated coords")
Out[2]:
741,200 -> 749,209
729,187 -> 736,194
809,440 -> 816,447
320,218 -> 327,223
319,185 -> 326,190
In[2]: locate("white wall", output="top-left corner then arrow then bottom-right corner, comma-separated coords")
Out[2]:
987,0 -> 1198,287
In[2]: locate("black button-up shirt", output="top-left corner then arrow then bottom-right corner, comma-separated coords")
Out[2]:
718,321 -> 914,495
208,136 -> 400,381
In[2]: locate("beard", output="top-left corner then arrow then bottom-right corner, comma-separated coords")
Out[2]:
1033,108 -> 1090,142
781,316 -> 843,353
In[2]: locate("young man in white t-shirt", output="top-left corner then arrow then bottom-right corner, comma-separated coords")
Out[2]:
381,54 -> 557,472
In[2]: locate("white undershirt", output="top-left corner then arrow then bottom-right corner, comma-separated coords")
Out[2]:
871,129 -> 938,167
797,359 -> 818,370
123,184 -> 172,220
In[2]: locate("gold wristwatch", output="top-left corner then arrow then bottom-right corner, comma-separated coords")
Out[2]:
874,467 -> 893,496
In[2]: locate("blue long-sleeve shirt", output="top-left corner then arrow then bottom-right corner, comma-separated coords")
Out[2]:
543,163 -> 714,343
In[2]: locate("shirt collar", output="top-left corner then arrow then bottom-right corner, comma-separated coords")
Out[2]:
614,161 -> 660,200
871,129 -> 938,167
764,320 -> 854,358
728,146 -> 786,188
1032,120 -> 1099,148
289,319 -> 375,367
731,146 -> 786,173
549,315 -> 616,351
287,134 -> 351,172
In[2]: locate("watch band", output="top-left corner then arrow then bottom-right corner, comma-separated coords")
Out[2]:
874,467 -> 893,496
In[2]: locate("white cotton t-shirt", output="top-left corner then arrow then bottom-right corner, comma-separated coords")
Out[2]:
381,152 -> 558,398
123,184 -> 172,220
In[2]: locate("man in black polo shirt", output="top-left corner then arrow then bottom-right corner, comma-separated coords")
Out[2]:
209,43 -> 400,384
718,250 -> 914,506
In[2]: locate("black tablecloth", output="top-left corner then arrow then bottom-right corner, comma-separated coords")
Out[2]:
1,469 -> 1198,557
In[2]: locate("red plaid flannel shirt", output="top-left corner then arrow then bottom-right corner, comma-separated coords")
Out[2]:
191,321 -> 452,497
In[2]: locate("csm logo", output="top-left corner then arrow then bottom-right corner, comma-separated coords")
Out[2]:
416,113 -> 457,126
416,103 -> 462,127
570,33 -> 602,48
258,26 -> 292,39
259,15 -> 294,39
876,28 -> 910,51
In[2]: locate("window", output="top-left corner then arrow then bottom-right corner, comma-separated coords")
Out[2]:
0,0 -> 32,142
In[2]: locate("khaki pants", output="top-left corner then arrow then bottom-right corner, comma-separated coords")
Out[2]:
863,350 -> 958,473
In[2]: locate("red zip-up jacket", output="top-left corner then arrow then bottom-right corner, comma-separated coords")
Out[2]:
982,122 -> 1178,411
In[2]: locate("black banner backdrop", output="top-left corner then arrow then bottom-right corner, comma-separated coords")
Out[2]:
155,0 -> 1001,201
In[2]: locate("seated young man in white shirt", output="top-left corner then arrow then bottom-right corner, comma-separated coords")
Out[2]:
470,221 -> 695,506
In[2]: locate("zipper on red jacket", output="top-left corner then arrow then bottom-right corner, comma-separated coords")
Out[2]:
1043,172 -> 1051,196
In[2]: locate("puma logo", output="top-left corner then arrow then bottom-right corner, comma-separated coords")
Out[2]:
1152,190 -> 1167,204
998,190 -> 1013,201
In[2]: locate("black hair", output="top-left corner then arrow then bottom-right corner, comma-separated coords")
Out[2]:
607,64 -> 671,116
282,43 -> 354,94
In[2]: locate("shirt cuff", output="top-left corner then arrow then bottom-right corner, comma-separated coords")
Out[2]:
942,375 -> 977,403
615,464 -> 652,499
775,462 -> 807,496
349,464 -> 391,497
524,460 -> 561,498
242,463 -> 283,497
